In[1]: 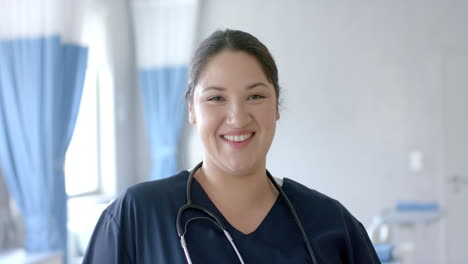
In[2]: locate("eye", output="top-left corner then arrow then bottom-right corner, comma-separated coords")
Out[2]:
248,94 -> 266,100
207,96 -> 224,101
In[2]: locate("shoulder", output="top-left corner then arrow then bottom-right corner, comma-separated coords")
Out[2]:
282,178 -> 380,262
282,178 -> 354,237
282,178 -> 344,216
126,170 -> 189,201
105,170 -> 189,220
283,178 -> 366,225
84,171 -> 191,263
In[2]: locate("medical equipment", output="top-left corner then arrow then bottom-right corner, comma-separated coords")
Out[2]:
176,162 -> 318,264
369,201 -> 442,263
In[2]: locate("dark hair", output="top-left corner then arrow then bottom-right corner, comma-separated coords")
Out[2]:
186,29 -> 280,107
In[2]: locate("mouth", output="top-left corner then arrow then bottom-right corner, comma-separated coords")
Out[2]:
222,132 -> 254,142
220,132 -> 256,147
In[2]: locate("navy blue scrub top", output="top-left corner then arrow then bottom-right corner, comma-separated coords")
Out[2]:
83,171 -> 380,263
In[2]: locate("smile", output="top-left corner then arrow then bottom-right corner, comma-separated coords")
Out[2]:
222,133 -> 254,142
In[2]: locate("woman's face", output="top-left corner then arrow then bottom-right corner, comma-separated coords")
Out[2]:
189,50 -> 279,175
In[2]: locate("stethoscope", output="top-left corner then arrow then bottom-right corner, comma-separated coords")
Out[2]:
176,162 -> 318,264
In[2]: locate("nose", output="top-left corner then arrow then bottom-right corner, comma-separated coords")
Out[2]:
226,101 -> 252,128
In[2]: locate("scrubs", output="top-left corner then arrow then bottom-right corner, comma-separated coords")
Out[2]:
83,171 -> 380,263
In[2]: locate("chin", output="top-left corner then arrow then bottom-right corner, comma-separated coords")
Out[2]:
223,158 -> 260,175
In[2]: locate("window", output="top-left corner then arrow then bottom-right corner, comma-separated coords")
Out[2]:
65,11 -> 116,198
65,63 -> 100,196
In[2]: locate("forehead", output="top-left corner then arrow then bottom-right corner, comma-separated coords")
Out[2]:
197,50 -> 269,89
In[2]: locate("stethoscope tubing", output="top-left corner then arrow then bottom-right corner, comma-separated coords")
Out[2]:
266,170 -> 318,264
176,162 -> 318,264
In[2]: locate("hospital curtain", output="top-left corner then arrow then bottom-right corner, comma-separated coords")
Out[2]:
130,0 -> 199,180
0,0 -> 88,261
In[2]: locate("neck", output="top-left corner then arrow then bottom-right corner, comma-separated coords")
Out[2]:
194,160 -> 278,209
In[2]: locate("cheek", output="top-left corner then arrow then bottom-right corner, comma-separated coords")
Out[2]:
259,105 -> 278,126
262,118 -> 277,137
196,106 -> 224,136
256,108 -> 278,141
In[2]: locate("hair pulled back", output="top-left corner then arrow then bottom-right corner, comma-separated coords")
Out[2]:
186,29 -> 280,106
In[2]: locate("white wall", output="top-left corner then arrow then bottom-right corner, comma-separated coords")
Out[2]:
183,1 -> 468,263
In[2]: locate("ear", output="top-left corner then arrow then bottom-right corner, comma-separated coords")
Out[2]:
276,109 -> 280,121
188,103 -> 196,124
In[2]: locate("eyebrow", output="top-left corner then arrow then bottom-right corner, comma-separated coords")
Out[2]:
202,82 -> 269,93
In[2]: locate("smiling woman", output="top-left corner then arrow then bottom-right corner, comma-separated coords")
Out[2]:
83,29 -> 380,264
189,50 -> 279,178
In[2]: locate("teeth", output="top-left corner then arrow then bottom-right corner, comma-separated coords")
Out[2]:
223,133 -> 253,142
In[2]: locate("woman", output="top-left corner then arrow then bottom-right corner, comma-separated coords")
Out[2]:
83,29 -> 380,263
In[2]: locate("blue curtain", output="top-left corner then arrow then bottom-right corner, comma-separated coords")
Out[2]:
0,36 -> 87,256
139,66 -> 187,180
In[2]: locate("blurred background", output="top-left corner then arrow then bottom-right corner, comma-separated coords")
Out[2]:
0,0 -> 467,263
